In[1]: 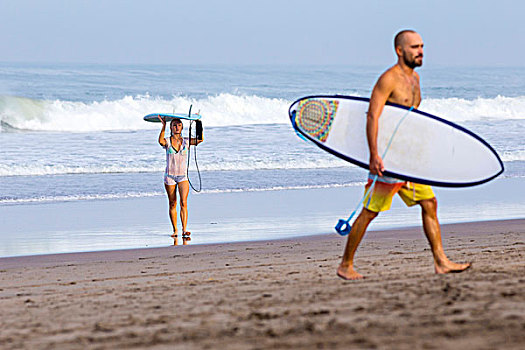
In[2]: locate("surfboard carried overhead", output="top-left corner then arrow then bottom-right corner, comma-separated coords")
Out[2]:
144,112 -> 202,122
289,95 -> 504,187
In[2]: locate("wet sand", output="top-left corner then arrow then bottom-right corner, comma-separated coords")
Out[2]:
0,219 -> 524,349
3,177 -> 525,258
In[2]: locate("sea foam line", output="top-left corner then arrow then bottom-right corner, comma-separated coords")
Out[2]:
1,94 -> 524,133
0,94 -> 289,132
0,191 -> 163,205
1,154 -> 522,177
421,95 -> 525,122
0,183 -> 366,205
0,158 -> 350,177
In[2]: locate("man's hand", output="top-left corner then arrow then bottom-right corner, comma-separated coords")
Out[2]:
369,154 -> 384,177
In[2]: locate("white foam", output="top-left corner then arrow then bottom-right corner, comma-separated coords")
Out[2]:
501,150 -> 525,162
1,94 -> 523,133
0,191 -> 163,205
0,94 -> 290,132
199,158 -> 347,172
0,157 -> 348,177
0,163 -> 160,176
420,95 -> 525,122
197,182 -> 366,194
0,183 -> 367,204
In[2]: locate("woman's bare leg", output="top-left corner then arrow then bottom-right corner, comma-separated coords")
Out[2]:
164,184 -> 178,236
178,181 -> 190,234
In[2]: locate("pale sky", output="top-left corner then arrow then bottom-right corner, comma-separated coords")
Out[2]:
0,0 -> 523,66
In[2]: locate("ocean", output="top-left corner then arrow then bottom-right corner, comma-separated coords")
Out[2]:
1,63 -> 524,256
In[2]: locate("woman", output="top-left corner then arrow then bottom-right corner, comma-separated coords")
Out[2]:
158,117 -> 202,238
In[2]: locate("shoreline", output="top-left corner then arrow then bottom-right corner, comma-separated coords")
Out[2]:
0,217 -> 523,263
1,218 -> 523,349
1,176 -> 525,258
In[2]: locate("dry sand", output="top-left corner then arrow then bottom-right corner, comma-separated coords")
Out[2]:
0,219 -> 524,349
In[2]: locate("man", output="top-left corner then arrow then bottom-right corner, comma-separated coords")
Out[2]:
336,30 -> 471,280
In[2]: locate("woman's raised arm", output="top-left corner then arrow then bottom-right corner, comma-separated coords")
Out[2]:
158,116 -> 167,147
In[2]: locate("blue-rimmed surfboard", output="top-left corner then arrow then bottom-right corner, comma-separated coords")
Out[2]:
289,95 -> 504,187
144,112 -> 201,122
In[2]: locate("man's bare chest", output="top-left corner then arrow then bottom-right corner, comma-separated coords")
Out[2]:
390,81 -> 421,107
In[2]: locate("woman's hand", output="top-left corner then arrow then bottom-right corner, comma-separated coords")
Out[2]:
158,115 -> 166,126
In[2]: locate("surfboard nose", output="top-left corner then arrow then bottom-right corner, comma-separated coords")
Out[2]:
290,98 -> 339,143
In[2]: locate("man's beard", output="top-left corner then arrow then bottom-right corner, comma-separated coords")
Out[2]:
403,54 -> 423,68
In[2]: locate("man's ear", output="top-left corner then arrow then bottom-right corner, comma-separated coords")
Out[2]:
395,45 -> 403,57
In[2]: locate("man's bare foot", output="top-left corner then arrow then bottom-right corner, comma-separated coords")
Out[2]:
336,264 -> 364,280
435,259 -> 471,274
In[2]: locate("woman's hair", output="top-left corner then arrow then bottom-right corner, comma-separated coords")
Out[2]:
170,118 -> 182,127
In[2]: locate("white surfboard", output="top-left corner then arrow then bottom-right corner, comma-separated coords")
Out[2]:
289,95 -> 504,187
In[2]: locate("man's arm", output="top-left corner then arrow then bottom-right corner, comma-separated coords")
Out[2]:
367,71 -> 396,177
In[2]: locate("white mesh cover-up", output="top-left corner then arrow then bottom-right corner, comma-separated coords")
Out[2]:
164,137 -> 188,177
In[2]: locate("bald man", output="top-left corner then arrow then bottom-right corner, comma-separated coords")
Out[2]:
337,30 -> 471,280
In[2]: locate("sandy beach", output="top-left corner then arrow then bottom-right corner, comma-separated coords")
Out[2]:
1,218 -> 523,349
1,7 -> 525,349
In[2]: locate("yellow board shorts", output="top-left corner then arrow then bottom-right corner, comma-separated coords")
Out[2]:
363,175 -> 435,213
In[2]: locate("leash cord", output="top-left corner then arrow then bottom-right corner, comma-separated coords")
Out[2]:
336,106 -> 414,234
187,119 -> 202,192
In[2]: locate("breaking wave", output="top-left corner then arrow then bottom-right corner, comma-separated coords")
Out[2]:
1,94 -> 523,132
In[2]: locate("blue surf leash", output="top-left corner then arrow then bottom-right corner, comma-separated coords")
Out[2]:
335,106 -> 414,236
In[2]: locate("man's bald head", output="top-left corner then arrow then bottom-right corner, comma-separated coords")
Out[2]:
394,30 -> 418,49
